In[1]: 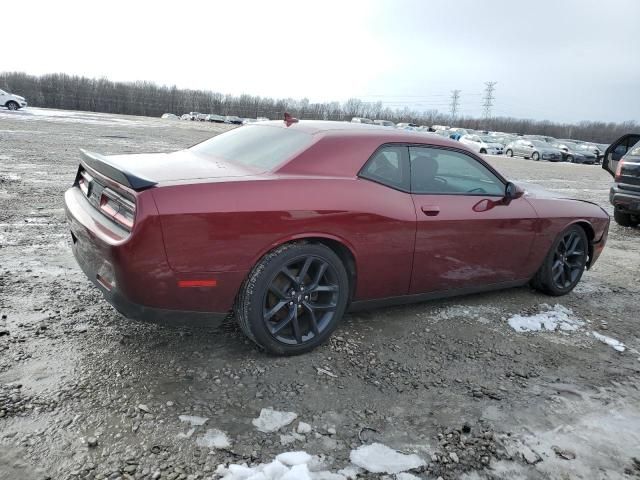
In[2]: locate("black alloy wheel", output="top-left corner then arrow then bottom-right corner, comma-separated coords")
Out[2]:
550,229 -> 587,290
531,225 -> 588,296
6,101 -> 19,111
236,242 -> 349,355
262,255 -> 339,345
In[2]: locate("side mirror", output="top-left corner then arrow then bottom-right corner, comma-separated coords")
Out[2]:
504,181 -> 523,201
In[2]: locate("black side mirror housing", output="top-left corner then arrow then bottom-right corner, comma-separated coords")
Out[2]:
504,181 -> 523,201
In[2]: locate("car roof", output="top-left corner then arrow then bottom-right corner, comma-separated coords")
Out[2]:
256,120 -> 462,148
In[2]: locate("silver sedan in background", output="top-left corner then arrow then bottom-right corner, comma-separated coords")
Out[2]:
504,139 -> 564,162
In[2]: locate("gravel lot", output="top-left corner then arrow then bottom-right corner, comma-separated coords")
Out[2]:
1,108 -> 640,480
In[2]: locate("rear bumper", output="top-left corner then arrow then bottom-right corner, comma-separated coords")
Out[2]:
610,185 -> 640,214
64,186 -> 236,327
72,242 -> 228,327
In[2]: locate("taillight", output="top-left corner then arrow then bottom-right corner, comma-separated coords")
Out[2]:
99,188 -> 136,230
78,170 -> 93,196
615,158 -> 625,181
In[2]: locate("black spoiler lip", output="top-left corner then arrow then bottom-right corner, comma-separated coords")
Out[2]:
79,149 -> 157,191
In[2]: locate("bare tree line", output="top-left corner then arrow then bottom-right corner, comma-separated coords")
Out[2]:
1,71 -> 636,143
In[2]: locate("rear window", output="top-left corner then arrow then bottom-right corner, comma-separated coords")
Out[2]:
190,125 -> 313,170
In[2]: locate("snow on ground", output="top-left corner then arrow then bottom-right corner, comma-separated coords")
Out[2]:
349,443 -> 426,474
195,428 -> 231,450
252,408 -> 298,433
507,304 -> 584,332
178,414 -> 208,426
214,444 -> 425,480
592,332 -> 626,352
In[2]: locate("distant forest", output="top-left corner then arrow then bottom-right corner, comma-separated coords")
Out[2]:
1,71 -> 636,143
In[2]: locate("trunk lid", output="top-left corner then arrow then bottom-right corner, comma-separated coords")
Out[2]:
80,149 -> 254,190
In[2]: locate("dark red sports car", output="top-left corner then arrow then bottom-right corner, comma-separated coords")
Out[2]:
65,120 -> 609,354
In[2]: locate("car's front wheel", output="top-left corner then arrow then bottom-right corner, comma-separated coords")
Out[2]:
236,242 -> 349,355
531,225 -> 588,296
6,101 -> 19,111
532,152 -> 540,161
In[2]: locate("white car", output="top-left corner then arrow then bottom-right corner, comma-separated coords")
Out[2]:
0,89 -> 27,110
161,113 -> 179,120
459,134 -> 504,155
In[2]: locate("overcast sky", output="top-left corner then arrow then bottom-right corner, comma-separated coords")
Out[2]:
3,0 -> 639,123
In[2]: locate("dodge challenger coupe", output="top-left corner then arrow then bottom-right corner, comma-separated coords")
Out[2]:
64,118 -> 610,355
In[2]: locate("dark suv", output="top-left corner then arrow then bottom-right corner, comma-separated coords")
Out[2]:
603,134 -> 640,226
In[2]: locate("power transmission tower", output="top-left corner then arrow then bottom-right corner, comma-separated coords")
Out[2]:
450,90 -> 461,123
482,81 -> 497,119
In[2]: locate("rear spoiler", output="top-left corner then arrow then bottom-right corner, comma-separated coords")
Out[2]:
79,149 -> 157,191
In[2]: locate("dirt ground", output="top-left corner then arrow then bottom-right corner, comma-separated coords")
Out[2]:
1,108 -> 640,480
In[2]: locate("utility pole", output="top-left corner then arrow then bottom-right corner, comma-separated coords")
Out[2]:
482,81 -> 497,119
450,89 -> 461,124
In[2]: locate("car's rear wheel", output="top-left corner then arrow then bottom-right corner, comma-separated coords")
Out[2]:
531,225 -> 588,296
506,149 -> 513,157
532,152 -> 540,161
480,148 -> 487,154
6,101 -> 19,111
614,208 -> 638,227
236,242 -> 349,355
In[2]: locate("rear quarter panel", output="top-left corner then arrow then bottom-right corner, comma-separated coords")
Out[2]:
152,177 -> 418,302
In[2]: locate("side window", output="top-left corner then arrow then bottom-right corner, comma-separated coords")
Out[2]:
360,145 -> 410,191
409,147 -> 505,196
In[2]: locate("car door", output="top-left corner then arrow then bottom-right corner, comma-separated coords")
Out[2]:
603,134 -> 640,177
408,146 -> 538,294
513,140 -> 525,157
0,90 -> 6,105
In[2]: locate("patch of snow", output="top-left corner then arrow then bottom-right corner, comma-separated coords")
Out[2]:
592,332 -> 625,352
297,421 -> 312,434
195,428 -> 231,449
507,304 -> 583,332
252,408 -> 298,433
276,451 -> 313,466
337,466 -> 362,479
177,428 -> 195,439
349,443 -> 425,474
178,414 -> 208,426
395,473 -> 421,480
214,451 -> 342,480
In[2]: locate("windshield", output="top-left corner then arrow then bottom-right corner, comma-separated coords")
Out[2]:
190,125 -> 313,170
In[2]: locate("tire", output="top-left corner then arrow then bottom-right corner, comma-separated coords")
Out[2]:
236,242 -> 349,355
614,208 -> 638,227
532,152 -> 540,161
567,155 -> 574,163
531,225 -> 588,296
480,149 -> 487,154
6,101 -> 19,111
506,149 -> 514,157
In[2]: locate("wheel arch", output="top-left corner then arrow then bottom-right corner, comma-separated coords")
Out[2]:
249,233 -> 358,302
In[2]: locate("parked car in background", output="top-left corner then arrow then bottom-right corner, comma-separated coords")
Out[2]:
64,120 -> 609,355
256,117 -> 270,122
396,122 -> 419,130
196,113 -> 208,122
602,133 -> 640,226
575,143 -> 603,163
206,114 -> 226,123
161,113 -> 179,120
225,115 -> 243,125
505,139 -> 563,162
0,88 -> 27,110
180,114 -> 192,120
552,141 -> 596,164
351,117 -> 373,124
373,119 -> 395,127
459,134 -> 504,155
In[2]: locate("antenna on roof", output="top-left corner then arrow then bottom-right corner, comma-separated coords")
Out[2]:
284,112 -> 299,127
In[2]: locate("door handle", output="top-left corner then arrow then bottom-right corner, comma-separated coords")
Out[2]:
421,205 -> 440,216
